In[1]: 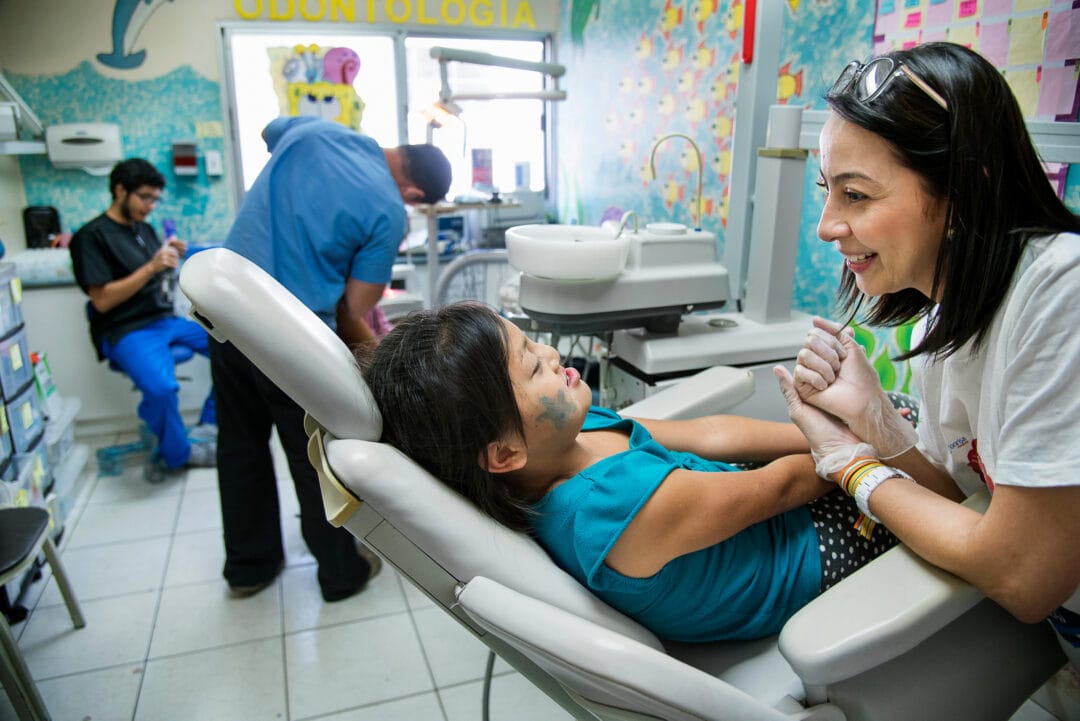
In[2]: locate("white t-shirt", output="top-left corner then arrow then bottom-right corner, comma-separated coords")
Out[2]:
913,232 -> 1080,664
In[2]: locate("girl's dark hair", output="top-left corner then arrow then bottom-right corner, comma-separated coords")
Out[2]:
826,42 -> 1080,360
359,302 -> 533,530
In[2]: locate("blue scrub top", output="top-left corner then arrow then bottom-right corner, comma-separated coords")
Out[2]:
225,116 -> 406,328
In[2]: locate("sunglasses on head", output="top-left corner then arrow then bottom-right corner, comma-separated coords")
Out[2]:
828,57 -> 948,111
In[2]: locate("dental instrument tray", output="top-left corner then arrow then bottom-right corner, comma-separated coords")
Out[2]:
505,221 -> 729,334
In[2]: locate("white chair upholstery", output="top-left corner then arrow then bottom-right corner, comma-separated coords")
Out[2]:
180,248 -> 1065,721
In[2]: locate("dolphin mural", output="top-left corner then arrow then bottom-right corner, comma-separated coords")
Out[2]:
97,0 -> 174,70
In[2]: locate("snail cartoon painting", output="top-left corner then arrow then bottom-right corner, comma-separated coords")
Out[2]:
271,45 -> 365,131
97,0 -> 174,69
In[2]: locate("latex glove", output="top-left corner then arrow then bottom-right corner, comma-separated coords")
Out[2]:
792,317 -> 917,459
774,365 -> 873,479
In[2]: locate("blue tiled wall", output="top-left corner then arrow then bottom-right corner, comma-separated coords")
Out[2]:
6,61 -> 232,243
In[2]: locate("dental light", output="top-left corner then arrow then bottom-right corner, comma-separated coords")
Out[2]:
429,46 -> 567,106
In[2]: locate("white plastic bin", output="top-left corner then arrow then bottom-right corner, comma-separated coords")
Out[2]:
44,397 -> 80,467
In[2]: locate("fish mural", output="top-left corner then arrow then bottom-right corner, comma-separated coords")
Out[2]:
691,0 -> 720,33
777,60 -> 804,103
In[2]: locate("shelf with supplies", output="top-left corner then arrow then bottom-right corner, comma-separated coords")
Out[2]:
0,260 -> 90,623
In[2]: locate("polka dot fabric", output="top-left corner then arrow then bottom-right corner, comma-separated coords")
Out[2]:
806,489 -> 899,591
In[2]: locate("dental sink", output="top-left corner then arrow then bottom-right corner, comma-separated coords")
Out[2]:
505,224 -> 630,281
505,221 -> 730,334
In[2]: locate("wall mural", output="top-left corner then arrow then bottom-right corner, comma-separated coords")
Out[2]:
4,0 -> 231,248
8,62 -> 231,245
555,0 -> 918,393
98,0 -> 176,70
554,0 -> 870,303
555,0 -> 1078,394
270,44 -> 365,130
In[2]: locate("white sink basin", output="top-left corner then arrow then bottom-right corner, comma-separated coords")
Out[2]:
505,224 -> 630,281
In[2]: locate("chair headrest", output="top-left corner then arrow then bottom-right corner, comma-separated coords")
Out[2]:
178,248 -> 382,441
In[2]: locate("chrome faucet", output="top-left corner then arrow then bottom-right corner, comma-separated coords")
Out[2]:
649,133 -> 704,230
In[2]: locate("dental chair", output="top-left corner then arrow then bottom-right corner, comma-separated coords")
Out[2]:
179,248 -> 1065,721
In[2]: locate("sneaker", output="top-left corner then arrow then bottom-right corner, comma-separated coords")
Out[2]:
188,423 -> 219,442
143,459 -> 173,484
228,561 -> 284,599
186,441 -> 217,467
322,542 -> 383,603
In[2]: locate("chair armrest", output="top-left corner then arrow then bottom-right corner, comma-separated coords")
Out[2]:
457,577 -> 837,721
621,366 -> 755,420
779,490 -> 994,685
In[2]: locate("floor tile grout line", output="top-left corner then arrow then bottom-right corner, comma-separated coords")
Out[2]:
276,569 -> 292,721
130,463 -> 191,721
291,687 -> 447,721
398,573 -> 452,721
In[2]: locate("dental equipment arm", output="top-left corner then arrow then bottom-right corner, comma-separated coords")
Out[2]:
619,365 -> 754,420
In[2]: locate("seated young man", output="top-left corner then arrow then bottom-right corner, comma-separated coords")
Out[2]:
70,158 -> 215,470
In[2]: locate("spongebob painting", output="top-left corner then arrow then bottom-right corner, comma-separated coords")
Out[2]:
271,44 -> 366,131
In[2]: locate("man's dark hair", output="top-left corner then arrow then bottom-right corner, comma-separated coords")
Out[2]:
399,144 -> 452,204
109,158 -> 165,199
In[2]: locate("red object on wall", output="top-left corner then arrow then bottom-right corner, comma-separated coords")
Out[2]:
742,0 -> 757,64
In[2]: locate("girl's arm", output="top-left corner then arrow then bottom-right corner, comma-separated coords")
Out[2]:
630,415 -> 810,464
604,454 -> 830,577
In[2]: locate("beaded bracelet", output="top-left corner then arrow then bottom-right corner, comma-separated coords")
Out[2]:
835,456 -> 913,539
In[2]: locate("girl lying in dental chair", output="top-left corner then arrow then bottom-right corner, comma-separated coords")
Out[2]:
361,301 -> 898,642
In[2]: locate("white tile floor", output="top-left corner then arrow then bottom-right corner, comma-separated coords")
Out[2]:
3,430 -> 1076,721
0,431 -> 573,721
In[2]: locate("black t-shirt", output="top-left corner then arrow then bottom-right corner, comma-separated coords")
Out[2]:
69,213 -> 172,356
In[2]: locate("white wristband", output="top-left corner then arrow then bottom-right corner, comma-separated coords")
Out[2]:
853,465 -> 913,523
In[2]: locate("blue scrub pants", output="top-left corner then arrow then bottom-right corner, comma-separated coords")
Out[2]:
102,316 -> 215,469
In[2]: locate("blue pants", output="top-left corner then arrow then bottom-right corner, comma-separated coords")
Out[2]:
102,316 -> 215,469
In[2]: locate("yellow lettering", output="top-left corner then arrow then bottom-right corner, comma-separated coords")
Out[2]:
510,0 -> 535,28
416,0 -> 438,24
386,0 -> 411,22
366,0 -> 374,21
235,0 -> 263,19
299,0 -> 325,20
442,0 -> 465,24
501,0 -> 507,26
331,0 -> 356,20
470,0 -> 492,25
269,0 -> 294,19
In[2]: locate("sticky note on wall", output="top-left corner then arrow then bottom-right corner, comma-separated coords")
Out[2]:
1008,14 -> 1049,66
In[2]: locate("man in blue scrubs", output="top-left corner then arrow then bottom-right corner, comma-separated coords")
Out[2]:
213,116 -> 451,601
70,158 -> 216,472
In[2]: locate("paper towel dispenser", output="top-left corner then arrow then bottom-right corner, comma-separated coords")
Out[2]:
45,123 -> 123,174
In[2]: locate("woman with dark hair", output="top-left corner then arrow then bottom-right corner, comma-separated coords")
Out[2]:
775,42 -> 1080,666
363,302 -> 900,642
